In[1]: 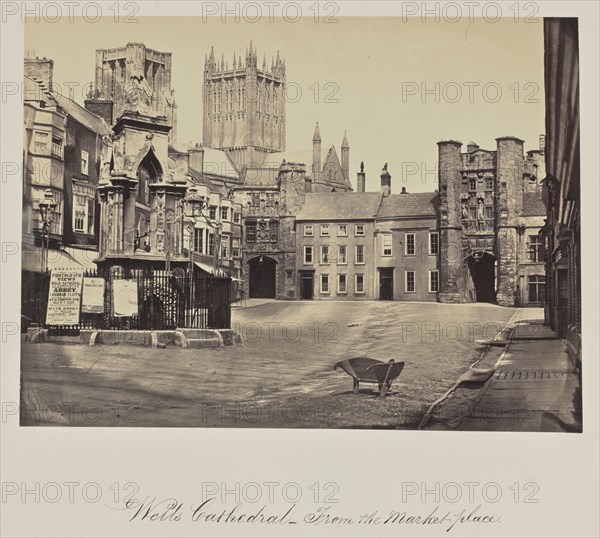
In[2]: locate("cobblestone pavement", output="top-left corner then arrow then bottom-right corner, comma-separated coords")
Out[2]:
21,301 -> 516,428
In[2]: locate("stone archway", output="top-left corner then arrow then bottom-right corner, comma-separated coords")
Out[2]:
248,255 -> 277,298
467,252 -> 497,303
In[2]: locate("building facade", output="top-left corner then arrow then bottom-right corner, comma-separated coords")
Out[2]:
542,18 -> 581,366
23,56 -> 113,271
296,191 -> 382,300
295,166 -> 439,301
375,184 -> 439,302
437,137 -> 547,307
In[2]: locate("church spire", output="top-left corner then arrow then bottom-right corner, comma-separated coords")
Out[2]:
313,122 -> 321,142
341,130 -> 350,180
341,130 -> 349,148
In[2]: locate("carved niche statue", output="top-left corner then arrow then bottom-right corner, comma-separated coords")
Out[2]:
461,201 -> 469,221
477,199 -> 485,230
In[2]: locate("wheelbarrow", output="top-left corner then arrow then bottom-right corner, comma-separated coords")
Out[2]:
334,358 -> 405,397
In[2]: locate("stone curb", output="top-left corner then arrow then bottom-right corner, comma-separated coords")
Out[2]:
23,327 -> 243,349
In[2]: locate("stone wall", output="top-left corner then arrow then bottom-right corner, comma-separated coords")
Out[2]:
437,140 -> 470,302
495,137 -> 524,306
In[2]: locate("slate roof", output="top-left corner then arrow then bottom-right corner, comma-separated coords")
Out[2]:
201,147 -> 240,179
522,191 -> 546,216
296,192 -> 383,221
50,92 -> 111,136
376,192 -> 438,218
187,168 -> 230,196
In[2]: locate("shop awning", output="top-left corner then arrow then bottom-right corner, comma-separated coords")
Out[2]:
194,261 -> 228,277
21,245 -> 98,272
63,247 -> 98,270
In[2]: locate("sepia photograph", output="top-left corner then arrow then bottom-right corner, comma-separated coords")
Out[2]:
18,13 -> 582,431
2,2 -> 598,537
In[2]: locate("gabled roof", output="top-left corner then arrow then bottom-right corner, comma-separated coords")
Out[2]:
187,168 -> 230,196
201,147 -> 239,179
296,192 -> 383,221
50,92 -> 111,135
522,191 -> 546,216
376,192 -> 438,218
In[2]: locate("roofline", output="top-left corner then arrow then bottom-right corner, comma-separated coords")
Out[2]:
295,217 -> 377,222
375,214 -> 437,220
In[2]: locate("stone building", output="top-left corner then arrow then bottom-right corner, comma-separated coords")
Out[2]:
296,191 -> 382,300
542,18 -> 581,366
22,56 -> 112,272
22,56 -> 113,324
296,165 -> 439,301
437,137 -> 547,307
79,43 -> 241,280
168,144 -> 243,279
85,43 -> 178,145
374,178 -> 439,302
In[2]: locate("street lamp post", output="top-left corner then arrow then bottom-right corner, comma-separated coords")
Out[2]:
38,189 -> 57,273
213,222 -> 222,274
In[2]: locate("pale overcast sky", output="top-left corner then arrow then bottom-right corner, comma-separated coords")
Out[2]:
25,17 -> 545,193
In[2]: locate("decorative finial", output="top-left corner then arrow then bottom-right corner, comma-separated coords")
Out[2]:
360,161 -> 364,173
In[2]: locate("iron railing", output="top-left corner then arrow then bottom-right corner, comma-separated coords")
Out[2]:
31,268 -> 232,333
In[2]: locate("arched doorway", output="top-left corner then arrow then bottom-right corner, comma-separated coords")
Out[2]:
467,252 -> 497,303
248,255 -> 277,298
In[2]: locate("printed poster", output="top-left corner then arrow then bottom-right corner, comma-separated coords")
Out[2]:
45,268 -> 84,325
112,279 -> 138,317
81,277 -> 105,314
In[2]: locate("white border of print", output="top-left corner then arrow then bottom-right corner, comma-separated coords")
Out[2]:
1,2 -> 598,537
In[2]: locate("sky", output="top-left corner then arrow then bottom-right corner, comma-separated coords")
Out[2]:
25,16 -> 545,193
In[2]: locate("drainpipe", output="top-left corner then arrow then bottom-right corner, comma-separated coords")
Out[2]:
373,225 -> 377,299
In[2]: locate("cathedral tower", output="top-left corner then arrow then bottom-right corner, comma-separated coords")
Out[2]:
203,42 -> 286,170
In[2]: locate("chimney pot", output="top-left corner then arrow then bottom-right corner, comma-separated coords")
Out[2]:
356,162 -> 365,192
380,163 -> 391,197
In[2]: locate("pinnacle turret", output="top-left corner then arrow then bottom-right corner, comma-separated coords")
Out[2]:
341,131 -> 349,148
313,122 -> 321,142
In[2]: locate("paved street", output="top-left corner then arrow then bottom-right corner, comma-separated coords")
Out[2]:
21,301 -> 515,428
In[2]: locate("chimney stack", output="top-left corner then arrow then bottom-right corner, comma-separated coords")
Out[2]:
539,134 -> 546,153
467,141 -> 479,153
189,143 -> 205,172
380,163 -> 391,197
356,161 -> 365,192
24,55 -> 54,92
